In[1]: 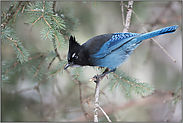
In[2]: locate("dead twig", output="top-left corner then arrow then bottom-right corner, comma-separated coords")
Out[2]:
123,1 -> 133,32
97,104 -> 111,122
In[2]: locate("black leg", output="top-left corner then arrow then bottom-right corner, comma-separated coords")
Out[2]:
93,68 -> 116,83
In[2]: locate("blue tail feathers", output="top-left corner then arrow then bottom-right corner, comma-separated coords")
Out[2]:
135,25 -> 178,41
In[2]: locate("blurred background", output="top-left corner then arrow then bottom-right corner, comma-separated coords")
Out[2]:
1,1 -> 182,122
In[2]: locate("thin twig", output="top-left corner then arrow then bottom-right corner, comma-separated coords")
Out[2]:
79,83 -> 89,121
52,1 -> 56,13
123,1 -> 133,32
34,85 -> 43,117
94,80 -> 100,122
47,56 -> 56,70
121,1 -> 125,27
33,58 -> 44,78
8,1 -> 16,13
13,5 -> 22,23
53,33 -> 61,47
97,104 -> 112,122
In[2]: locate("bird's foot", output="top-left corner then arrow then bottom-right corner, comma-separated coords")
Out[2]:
89,68 -> 116,83
92,74 -> 105,83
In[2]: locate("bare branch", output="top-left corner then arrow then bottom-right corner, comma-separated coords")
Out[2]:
79,83 -> 89,121
123,1 -> 133,32
94,81 -> 100,122
97,104 -> 111,122
93,68 -> 109,122
121,1 -> 125,27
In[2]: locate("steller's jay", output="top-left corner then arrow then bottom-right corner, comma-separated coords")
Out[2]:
64,25 -> 178,82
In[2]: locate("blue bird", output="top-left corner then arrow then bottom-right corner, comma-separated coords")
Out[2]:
64,25 -> 178,82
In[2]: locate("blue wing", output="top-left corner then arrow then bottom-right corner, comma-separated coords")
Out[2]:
92,25 -> 178,59
92,33 -> 139,58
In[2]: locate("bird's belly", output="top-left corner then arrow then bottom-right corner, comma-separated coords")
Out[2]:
91,49 -> 131,70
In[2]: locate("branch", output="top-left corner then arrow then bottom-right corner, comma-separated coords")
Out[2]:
94,80 -> 100,122
79,83 -> 89,121
2,2 -> 23,28
52,1 -> 56,13
123,1 -> 133,32
93,68 -> 109,122
4,54 -> 43,75
76,90 -> 174,121
47,1 -> 61,70
120,1 -> 125,27
97,104 -> 111,122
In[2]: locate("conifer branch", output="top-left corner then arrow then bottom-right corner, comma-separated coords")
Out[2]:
31,2 -> 45,26
4,54 -> 43,75
53,33 -> 61,47
5,35 -> 18,42
47,13 -> 61,27
30,9 -> 41,12
4,62 -> 19,74
33,58 -> 44,78
9,2 -> 17,13
14,42 -> 24,56
13,5 -> 22,23
47,63 -> 66,78
2,1 -> 23,27
46,1 -> 62,70
112,73 -> 150,91
46,30 -> 50,36
31,15 -> 43,26
43,17 -> 51,28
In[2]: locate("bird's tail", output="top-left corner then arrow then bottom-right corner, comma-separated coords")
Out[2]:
135,25 -> 178,41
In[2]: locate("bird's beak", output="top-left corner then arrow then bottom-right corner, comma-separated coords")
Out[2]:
64,62 -> 73,70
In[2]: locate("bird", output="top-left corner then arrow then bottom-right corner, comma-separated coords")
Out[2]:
64,25 -> 178,82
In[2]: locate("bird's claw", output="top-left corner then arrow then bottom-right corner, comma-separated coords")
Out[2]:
89,74 -> 101,83
93,75 -> 100,83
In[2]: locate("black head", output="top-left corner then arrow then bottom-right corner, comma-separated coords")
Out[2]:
64,35 -> 89,69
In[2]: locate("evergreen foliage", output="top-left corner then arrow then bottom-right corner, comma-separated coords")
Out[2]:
1,1 -> 79,85
109,70 -> 155,98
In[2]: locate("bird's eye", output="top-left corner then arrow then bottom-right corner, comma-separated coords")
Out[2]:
71,53 -> 78,59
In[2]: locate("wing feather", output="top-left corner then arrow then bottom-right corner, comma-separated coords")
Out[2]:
92,33 -> 139,58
